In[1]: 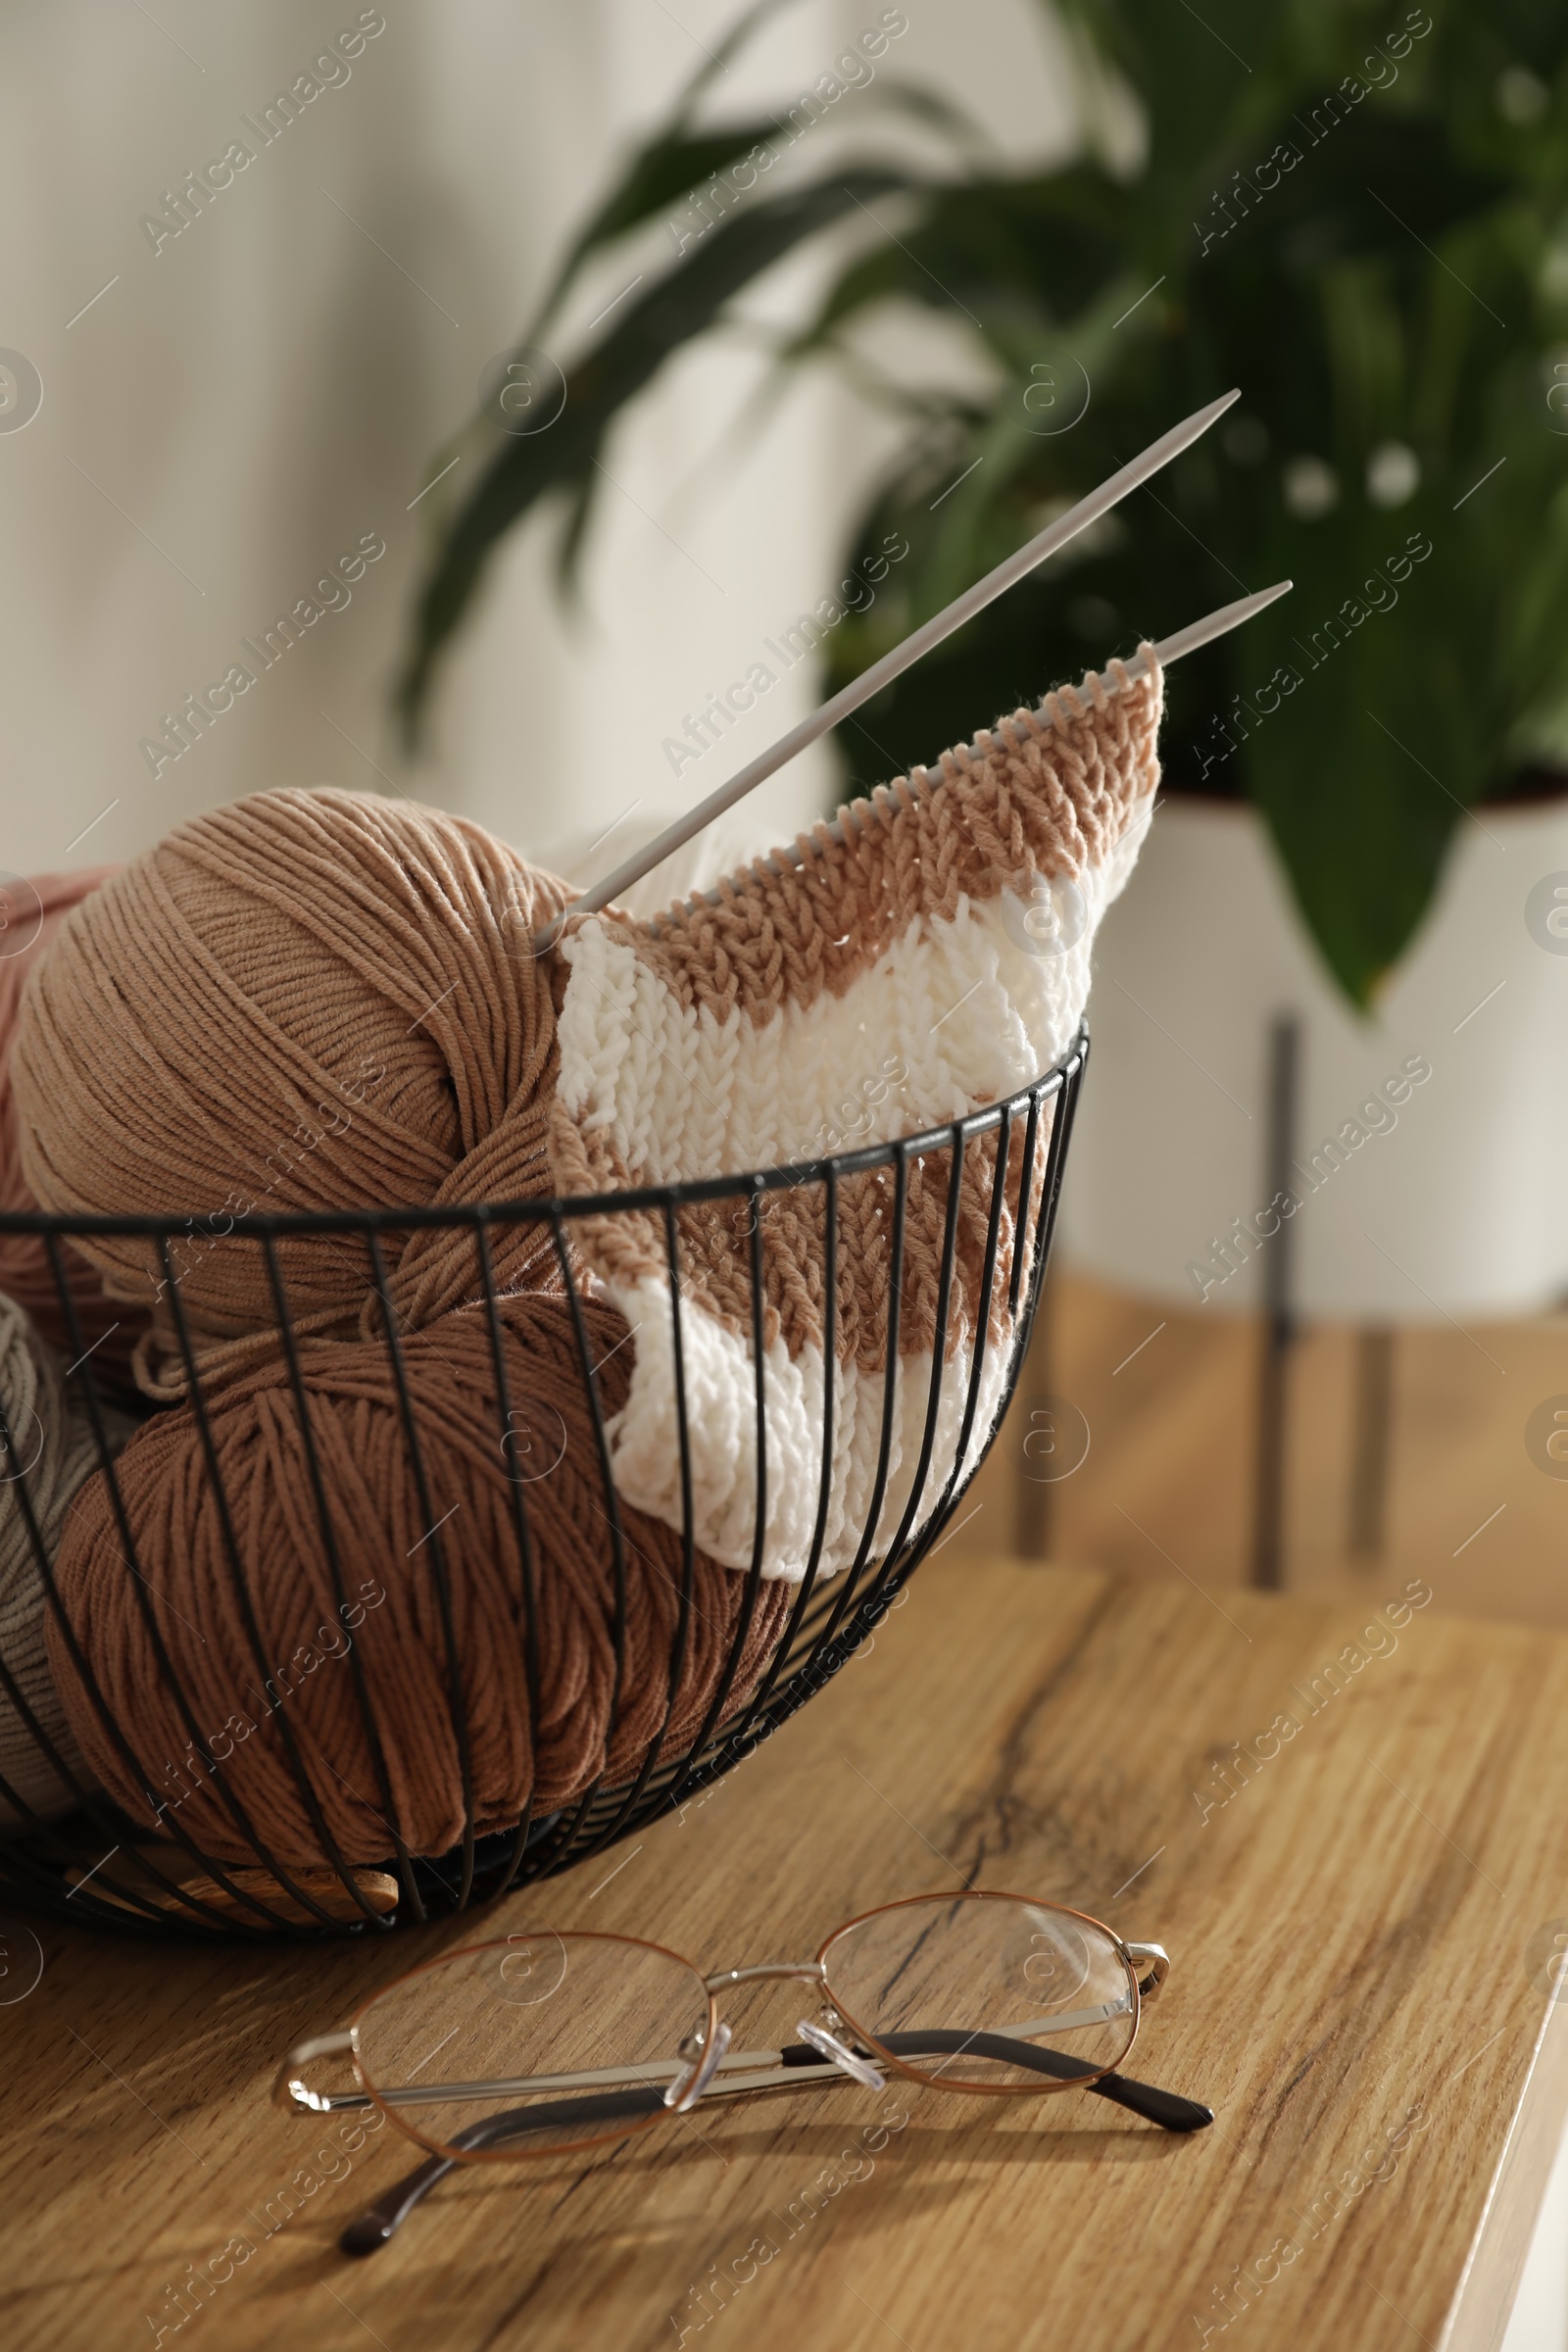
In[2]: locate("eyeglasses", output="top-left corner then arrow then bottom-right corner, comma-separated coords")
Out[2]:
274,1888 -> 1213,2252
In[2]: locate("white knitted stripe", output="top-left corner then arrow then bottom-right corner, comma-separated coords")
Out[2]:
556,800 -> 1149,1579
598,1272 -> 1015,1582
556,806 -> 1149,1183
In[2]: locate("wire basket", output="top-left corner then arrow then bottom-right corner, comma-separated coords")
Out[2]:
0,1030 -> 1086,1940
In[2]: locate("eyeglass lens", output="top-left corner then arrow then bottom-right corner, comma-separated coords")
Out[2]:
352,1933 -> 712,2161
820,1894 -> 1139,2090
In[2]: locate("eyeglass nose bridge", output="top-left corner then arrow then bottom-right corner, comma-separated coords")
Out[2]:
1121,1941 -> 1170,1999
703,1959 -> 828,1994
271,2029 -> 365,2116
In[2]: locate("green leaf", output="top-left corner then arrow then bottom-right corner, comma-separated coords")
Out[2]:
395,169 -> 924,744
857,74 -> 990,151
526,124 -> 798,341
524,0 -> 808,339
1232,496 -> 1486,1005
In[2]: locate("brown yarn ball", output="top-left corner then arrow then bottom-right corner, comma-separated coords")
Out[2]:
16,791 -> 790,1870
46,1293 -> 788,1868
0,867 -> 138,1380
11,790 -> 573,1391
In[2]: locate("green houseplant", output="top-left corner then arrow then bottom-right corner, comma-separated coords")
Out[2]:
396,0 -> 1568,1006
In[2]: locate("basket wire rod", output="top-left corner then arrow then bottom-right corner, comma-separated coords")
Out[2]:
471,1215 -> 545,1901
527,1215 -> 626,1878
853,1130 -> 977,1619
578,1200 -> 704,1853
986,1058 -> 1083,1553
618,1082 -> 1032,1725
999,1083 -> 1054,1387
1004,1065 -> 1056,1335
874,1086 -> 1043,1608
154,1232 -> 366,1933
814,1143 -> 911,1653
0,1102 -> 1027,1243
11,1238 -> 274,1934
0,1403 -> 103,1824
785,1110 -> 1039,1694
659,1176 -> 773,1816
874,1100 -> 1019,1595
1030,1044 -> 1088,1334
0,1387 -> 172,1904
795,1073 -> 1037,1656
624,1196 -> 746,1837
363,1226 -> 473,1918
44,1250 -> 301,1939
1039,1068 -> 1077,1249
258,1233 -> 412,1928
858,1122 -> 969,1600
730,1163 -> 840,1742
794,1057 -> 1059,1651
665,1200 -> 699,1711
0,1549 -> 232,1935
624,1167 -> 836,1830
541,1288 -> 719,1865
933,1101 -> 1015,1532
1007,1093 -> 1045,1324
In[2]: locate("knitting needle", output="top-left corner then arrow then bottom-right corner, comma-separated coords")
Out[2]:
675,579 -> 1292,905
537,388 -> 1243,945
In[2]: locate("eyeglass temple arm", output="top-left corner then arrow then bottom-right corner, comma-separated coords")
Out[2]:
871,2031 -> 1209,2132
340,2084 -> 669,2257
337,2034 -> 1211,2257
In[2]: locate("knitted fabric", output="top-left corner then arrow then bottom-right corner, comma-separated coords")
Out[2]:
549,654 -> 1163,1581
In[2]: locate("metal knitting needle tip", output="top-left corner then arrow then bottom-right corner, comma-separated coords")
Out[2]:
1149,578 -> 1292,667
731,579 -> 1295,887
534,389 -> 1245,949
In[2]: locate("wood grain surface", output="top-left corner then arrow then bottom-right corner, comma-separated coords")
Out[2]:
3,1553 -> 1567,2352
950,1267 -> 1568,1628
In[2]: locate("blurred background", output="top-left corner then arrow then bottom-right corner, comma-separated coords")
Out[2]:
3,0 -> 1567,2332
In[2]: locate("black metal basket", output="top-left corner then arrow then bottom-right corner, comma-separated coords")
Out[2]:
0,1030 -> 1086,1939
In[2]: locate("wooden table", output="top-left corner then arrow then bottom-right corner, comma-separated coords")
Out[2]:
5,1555 -> 1568,2352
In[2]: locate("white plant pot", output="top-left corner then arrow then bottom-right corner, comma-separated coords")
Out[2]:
1058,794 -> 1568,1321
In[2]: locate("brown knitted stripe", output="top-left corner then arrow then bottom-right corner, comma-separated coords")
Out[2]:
584,661 -> 1160,1027
551,1096 -> 1054,1374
